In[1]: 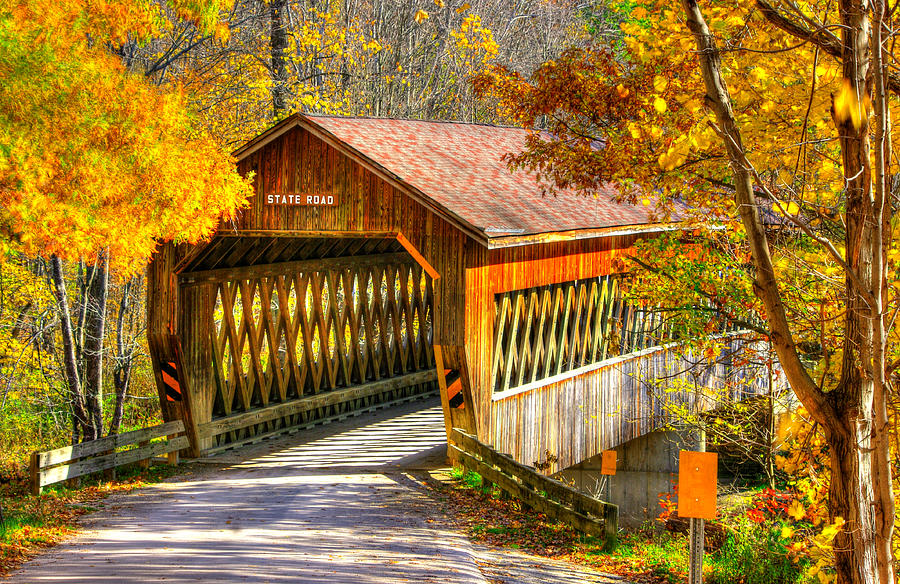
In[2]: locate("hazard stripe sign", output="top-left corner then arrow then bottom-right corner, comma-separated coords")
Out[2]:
445,369 -> 464,409
161,360 -> 182,402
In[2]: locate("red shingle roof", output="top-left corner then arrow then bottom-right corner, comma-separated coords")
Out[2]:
240,115 -> 662,241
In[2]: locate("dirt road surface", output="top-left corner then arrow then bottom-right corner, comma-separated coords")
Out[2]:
6,398 -> 625,584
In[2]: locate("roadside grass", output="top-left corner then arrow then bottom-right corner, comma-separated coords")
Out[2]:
431,468 -> 810,584
0,461 -> 186,577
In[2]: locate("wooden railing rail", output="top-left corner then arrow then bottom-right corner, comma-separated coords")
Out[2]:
30,420 -> 186,495
448,428 -> 618,550
198,369 -> 438,450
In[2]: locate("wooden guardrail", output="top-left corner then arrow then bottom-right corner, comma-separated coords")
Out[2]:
30,420 -> 187,495
448,428 -> 618,550
198,369 -> 438,449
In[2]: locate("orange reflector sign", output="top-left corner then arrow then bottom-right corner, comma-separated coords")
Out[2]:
445,369 -> 464,409
161,360 -> 182,402
600,450 -> 617,475
678,450 -> 718,520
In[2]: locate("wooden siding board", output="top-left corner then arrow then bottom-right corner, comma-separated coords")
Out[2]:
487,344 -> 774,474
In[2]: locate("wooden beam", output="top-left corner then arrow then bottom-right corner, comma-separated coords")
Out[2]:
198,369 -> 438,439
179,252 -> 412,287
485,224 -> 681,249
396,232 -> 440,280
221,230 -> 398,240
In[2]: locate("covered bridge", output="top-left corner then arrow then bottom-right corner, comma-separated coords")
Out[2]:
147,115 -> 759,477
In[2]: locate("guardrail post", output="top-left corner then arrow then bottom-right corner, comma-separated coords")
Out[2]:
138,440 -> 151,471
103,449 -> 116,481
604,504 -> 618,550
29,451 -> 42,496
520,480 -> 534,511
167,435 -> 179,466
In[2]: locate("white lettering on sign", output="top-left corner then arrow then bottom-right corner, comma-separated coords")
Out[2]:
265,193 -> 337,206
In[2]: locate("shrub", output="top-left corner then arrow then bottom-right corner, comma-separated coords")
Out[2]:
708,518 -> 806,584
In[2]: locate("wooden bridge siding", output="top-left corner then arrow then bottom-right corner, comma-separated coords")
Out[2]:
489,344 -> 772,474
177,283 -> 217,451
462,235 -> 648,446
233,126 -> 476,432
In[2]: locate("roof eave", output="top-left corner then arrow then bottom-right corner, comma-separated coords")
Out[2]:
232,115 -> 304,160
485,223 -> 682,249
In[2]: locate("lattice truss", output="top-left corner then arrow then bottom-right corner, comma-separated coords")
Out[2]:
209,259 -> 434,417
492,275 -> 672,393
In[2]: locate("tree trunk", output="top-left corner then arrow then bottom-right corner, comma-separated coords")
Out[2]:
109,277 -> 135,435
82,250 -> 108,440
681,1 -> 895,582
831,2 -> 894,581
827,423 -> 880,583
270,0 -> 289,116
48,255 -> 89,445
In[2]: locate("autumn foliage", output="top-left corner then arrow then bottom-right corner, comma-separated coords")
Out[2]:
0,0 -> 252,271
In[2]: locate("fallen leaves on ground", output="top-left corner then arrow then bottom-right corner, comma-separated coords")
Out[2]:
0,465 -> 183,577
423,470 -> 686,584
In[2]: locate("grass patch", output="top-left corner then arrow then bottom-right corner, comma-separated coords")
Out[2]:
431,465 -> 813,584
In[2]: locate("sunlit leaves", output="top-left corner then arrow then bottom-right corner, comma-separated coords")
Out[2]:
0,0 -> 252,271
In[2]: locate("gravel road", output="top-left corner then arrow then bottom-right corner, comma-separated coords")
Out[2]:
5,398 -> 625,584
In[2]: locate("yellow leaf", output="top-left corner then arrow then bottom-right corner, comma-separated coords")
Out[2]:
780,525 -> 794,539
820,517 -> 845,541
654,96 -> 667,114
653,75 -> 667,93
773,200 -> 799,216
833,78 -> 864,129
616,84 -> 630,98
434,0 -> 445,6
658,148 -> 678,171
456,2 -> 470,12
787,499 -> 806,521
414,9 -> 429,24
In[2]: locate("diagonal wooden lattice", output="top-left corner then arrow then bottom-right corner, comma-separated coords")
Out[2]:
492,275 -> 671,393
209,256 -> 434,418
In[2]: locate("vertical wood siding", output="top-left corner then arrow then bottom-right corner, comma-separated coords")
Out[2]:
489,341 -> 778,474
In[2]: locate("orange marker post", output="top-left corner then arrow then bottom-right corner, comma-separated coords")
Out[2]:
679,450 -> 718,584
678,450 -> 718,520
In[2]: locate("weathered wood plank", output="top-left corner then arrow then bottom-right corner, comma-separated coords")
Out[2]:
180,252 -> 411,286
450,429 -> 614,521
447,437 -> 617,549
199,369 -> 438,438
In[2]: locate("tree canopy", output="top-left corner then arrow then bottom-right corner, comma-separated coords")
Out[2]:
0,0 -> 252,271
